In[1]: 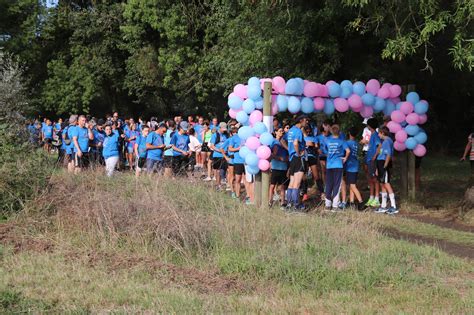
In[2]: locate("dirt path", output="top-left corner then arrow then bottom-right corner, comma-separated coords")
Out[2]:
383,228 -> 474,260
401,213 -> 474,233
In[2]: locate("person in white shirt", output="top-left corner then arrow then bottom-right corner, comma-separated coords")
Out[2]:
188,127 -> 201,175
360,118 -> 372,187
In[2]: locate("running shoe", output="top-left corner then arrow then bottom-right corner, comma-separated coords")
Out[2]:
387,207 -> 399,215
371,200 -> 381,207
375,207 -> 388,214
365,199 -> 373,207
203,176 -> 212,181
338,202 -> 347,210
231,192 -> 237,199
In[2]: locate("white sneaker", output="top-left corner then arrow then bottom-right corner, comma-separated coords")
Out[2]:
375,207 -> 388,213
203,176 -> 212,181
212,177 -> 216,181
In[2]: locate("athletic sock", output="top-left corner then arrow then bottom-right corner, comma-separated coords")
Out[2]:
389,193 -> 396,208
369,195 -> 374,201
286,189 -> 293,204
374,196 -> 379,203
293,189 -> 300,206
381,192 -> 387,208
325,198 -> 332,208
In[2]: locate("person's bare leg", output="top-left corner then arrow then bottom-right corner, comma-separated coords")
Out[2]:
235,174 -> 242,197
350,184 -> 363,203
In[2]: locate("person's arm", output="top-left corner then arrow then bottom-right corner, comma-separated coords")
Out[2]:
209,134 -> 216,151
372,142 -> 382,161
342,148 -> 350,163
88,127 -> 94,140
293,139 -> 301,157
134,142 -> 139,157
461,137 -> 471,161
73,136 -> 82,156
384,153 -> 391,169
281,138 -> 288,150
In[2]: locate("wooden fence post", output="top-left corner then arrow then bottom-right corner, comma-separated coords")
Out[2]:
261,81 -> 273,208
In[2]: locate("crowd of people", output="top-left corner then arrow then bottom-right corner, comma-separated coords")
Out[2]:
28,112 -> 401,214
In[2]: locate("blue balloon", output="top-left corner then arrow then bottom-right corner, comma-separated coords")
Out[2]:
328,83 -> 342,98
288,96 -> 301,114
295,78 -> 304,95
239,146 -> 252,159
248,77 -> 260,86
247,85 -> 261,100
396,102 -> 402,110
301,97 -> 314,114
242,99 -> 255,114
236,111 -> 249,124
259,132 -> 274,146
228,96 -> 243,110
254,97 -> 263,110
340,80 -> 353,90
238,125 -> 254,140
353,81 -> 366,96
245,152 -> 259,167
253,122 -> 267,135
277,95 -> 288,112
323,99 -> 335,115
285,78 -> 300,95
406,92 -> 420,104
373,97 -> 386,112
405,125 -> 420,136
246,165 -> 260,175
383,100 -> 395,116
362,93 -> 375,106
414,132 -> 427,144
341,87 -> 352,98
414,101 -> 429,114
405,137 -> 418,150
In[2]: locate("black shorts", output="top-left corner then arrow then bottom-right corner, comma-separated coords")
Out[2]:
44,138 -> 52,144
271,169 -> 288,186
346,171 -> 358,185
288,157 -> 306,176
319,155 -> 327,162
367,160 -> 377,177
137,157 -> 146,168
376,160 -> 391,184
201,142 -> 211,152
163,155 -> 173,168
74,152 -> 90,168
212,157 -> 227,170
307,156 -> 318,167
234,163 -> 245,175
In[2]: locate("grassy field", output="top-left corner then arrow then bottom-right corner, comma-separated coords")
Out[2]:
1,157 -> 473,313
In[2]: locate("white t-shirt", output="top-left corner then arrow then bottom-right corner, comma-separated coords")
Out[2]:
362,127 -> 371,152
188,135 -> 201,152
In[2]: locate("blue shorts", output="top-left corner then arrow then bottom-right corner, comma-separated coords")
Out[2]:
346,171 -> 358,185
146,158 -> 162,173
127,146 -> 134,154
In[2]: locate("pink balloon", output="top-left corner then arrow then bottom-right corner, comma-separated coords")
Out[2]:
246,136 -> 260,151
389,85 -> 402,98
400,101 -> 414,115
258,159 -> 270,171
272,102 -> 278,115
390,97 -> 401,104
334,98 -> 349,112
303,82 -> 319,97
256,145 -> 271,160
418,114 -> 428,124
395,130 -> 408,142
348,94 -> 363,110
391,110 -> 406,123
229,108 -> 240,119
260,78 -> 272,90
314,97 -> 325,111
303,79 -> 309,86
406,113 -> 420,125
366,79 -> 381,95
377,87 -> 390,99
360,106 -> 374,118
233,84 -> 247,99
387,121 -> 402,133
394,141 -> 406,151
318,84 -> 328,97
382,83 -> 392,89
249,110 -> 263,125
272,76 -> 286,94
413,144 -> 427,157
325,80 -> 336,88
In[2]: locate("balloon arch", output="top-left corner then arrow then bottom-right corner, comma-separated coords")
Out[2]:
227,77 -> 429,175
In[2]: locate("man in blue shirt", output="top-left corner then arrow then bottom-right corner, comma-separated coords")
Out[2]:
91,120 -> 105,166
41,119 -> 54,153
102,124 -> 120,177
163,120 -> 176,177
171,121 -> 191,177
71,115 -> 94,173
323,124 -> 350,211
146,123 -> 167,174
345,127 -> 364,210
365,118 -> 381,208
286,115 -> 309,211
64,115 -> 77,173
134,125 -> 150,176
270,127 -> 289,207
209,122 -> 228,190
375,126 -> 398,214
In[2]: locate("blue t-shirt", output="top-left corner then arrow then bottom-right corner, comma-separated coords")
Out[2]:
102,133 -> 120,158
42,125 -> 53,139
55,123 -> 61,131
230,135 -> 245,164
345,140 -> 359,173
146,132 -> 164,161
271,140 -> 289,171
71,126 -> 90,153
210,132 -> 228,158
136,134 -> 148,158
325,137 -> 348,169
194,124 -> 203,142
377,137 -> 394,161
91,129 -> 105,152
287,126 -> 304,161
126,130 -> 140,148
171,133 -> 190,157
164,129 -> 175,157
304,135 -> 317,157
316,134 -> 329,156
223,138 -> 232,164
65,126 -> 75,154
366,132 -> 381,163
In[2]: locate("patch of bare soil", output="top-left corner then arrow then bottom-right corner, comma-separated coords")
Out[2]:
401,214 -> 474,233
0,222 -> 54,253
383,228 -> 474,260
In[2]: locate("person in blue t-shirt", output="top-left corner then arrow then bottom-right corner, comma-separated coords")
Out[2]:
344,127 -> 364,210
316,126 -> 330,190
223,126 -> 237,194
64,115 -> 77,173
163,120 -> 176,177
102,124 -> 120,177
209,122 -> 229,190
171,121 -> 191,177
270,127 -> 289,207
125,123 -> 140,171
54,118 -> 62,133
91,120 -> 105,166
365,118 -> 382,208
134,125 -> 150,176
193,116 -> 204,168
71,115 -> 94,173
228,127 -> 246,199
303,125 -> 324,196
323,124 -> 350,211
375,126 -> 398,214
41,119 -> 54,153
146,123 -> 167,174
286,115 -> 309,211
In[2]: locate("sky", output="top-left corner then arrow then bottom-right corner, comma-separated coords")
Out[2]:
45,0 -> 58,8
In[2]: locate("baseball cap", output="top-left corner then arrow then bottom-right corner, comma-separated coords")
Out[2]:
179,121 -> 189,131
295,114 -> 308,122
219,122 -> 227,129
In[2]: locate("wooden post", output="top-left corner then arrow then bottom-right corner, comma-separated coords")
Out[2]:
408,151 -> 416,200
400,150 -> 408,200
261,81 -> 273,208
254,172 -> 262,207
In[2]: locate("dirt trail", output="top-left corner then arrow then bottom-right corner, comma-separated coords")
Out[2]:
400,213 -> 474,233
